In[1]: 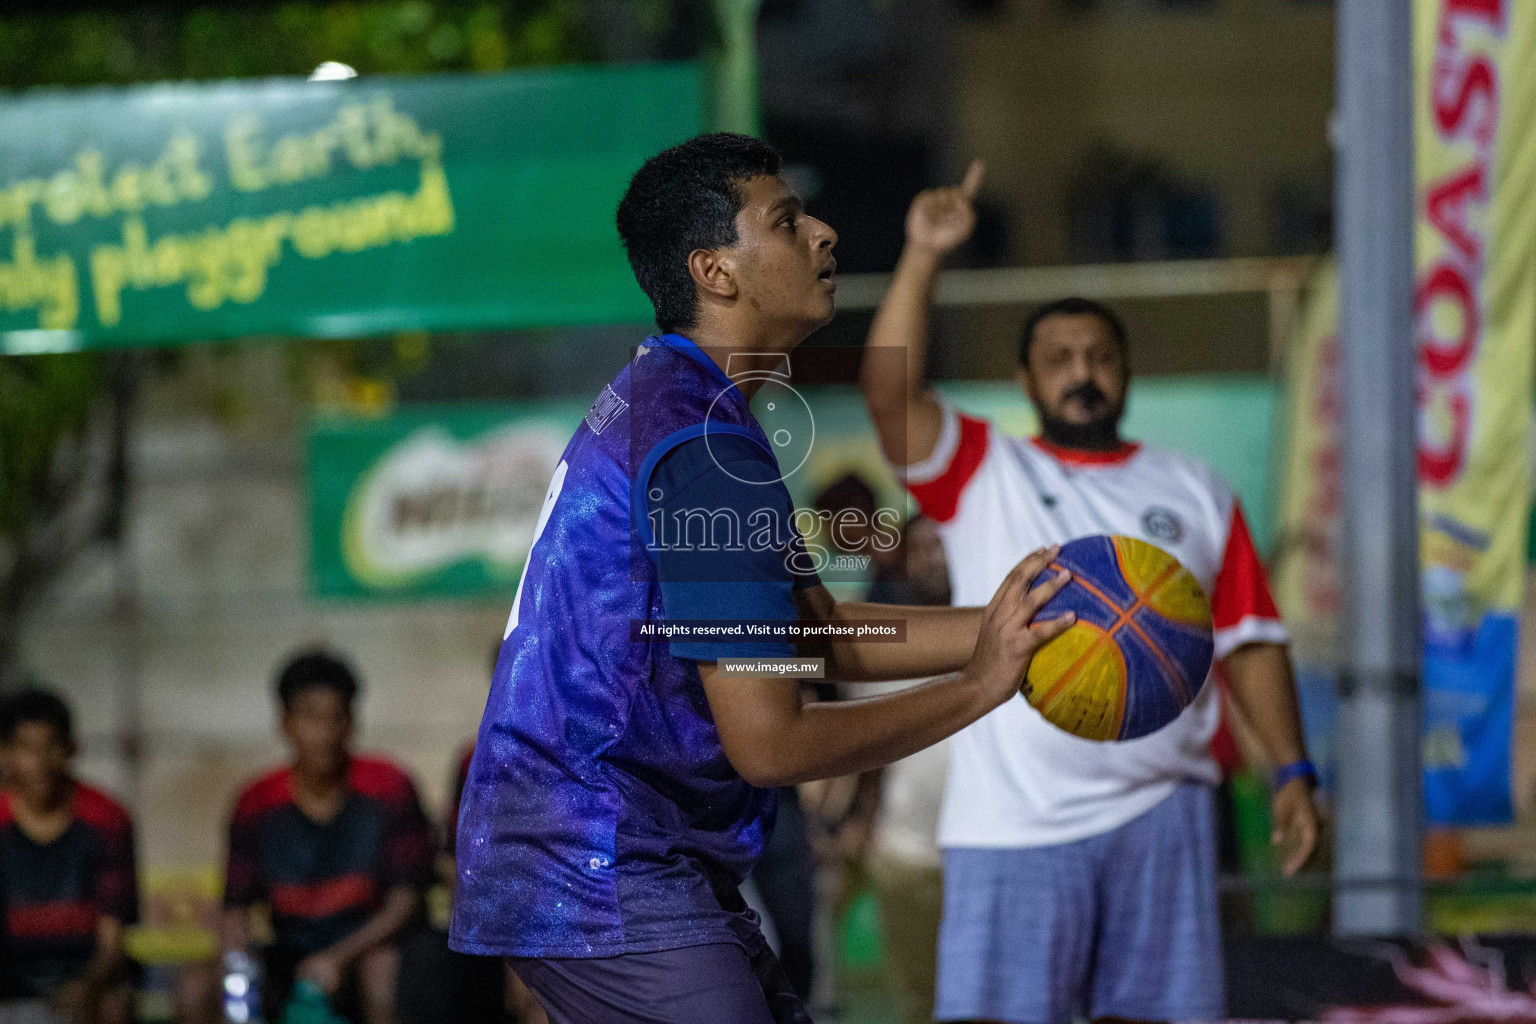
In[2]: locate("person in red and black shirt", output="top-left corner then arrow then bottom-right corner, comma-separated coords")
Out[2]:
222,651 -> 432,1024
0,688 -> 137,1024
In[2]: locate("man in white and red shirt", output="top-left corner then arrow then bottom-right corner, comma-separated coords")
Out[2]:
859,163 -> 1320,1024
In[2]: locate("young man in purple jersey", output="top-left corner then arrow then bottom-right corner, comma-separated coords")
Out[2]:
449,133 -> 1075,1024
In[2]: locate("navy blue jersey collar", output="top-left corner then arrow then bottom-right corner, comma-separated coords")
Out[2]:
648,333 -> 739,393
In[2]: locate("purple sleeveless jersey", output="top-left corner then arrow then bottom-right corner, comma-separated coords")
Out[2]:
449,335 -> 793,959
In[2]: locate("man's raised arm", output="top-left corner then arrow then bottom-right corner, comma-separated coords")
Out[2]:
859,160 -> 984,467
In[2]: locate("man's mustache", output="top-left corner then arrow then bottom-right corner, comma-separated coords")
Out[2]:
1062,382 -> 1110,408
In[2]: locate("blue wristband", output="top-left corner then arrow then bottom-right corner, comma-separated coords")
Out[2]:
1274,758 -> 1318,790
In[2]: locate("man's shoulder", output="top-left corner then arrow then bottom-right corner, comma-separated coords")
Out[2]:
232,765 -> 294,821
71,780 -> 133,836
348,755 -> 421,805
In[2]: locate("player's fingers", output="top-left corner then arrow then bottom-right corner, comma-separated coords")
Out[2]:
1016,544 -> 1060,583
1273,808 -> 1314,878
959,158 -> 985,200
990,546 -> 1055,611
1293,813 -> 1319,876
1019,565 -> 1071,620
1026,611 -> 1076,646
1280,822 -> 1308,878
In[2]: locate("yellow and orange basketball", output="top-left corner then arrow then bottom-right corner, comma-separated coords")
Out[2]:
1024,535 -> 1214,741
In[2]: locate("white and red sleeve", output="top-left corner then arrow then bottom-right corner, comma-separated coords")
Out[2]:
900,398 -> 990,524
1211,502 -> 1289,658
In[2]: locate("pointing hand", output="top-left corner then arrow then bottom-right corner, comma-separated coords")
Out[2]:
905,159 -> 985,257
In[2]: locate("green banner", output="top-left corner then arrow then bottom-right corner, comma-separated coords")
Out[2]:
309,402 -> 586,599
309,377 -> 1278,601
0,63 -> 701,353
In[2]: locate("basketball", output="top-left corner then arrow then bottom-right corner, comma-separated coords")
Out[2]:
1024,535 -> 1214,742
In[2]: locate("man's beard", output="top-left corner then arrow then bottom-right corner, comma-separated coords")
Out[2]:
1039,381 -> 1123,451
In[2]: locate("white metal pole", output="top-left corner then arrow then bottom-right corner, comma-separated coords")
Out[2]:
1332,0 -> 1422,936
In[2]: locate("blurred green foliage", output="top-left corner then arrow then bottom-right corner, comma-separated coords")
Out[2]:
0,354 -> 99,540
0,1 -> 596,89
0,353 -> 102,683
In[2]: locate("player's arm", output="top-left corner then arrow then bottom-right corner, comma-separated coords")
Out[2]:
700,548 -> 1073,788
52,915 -> 128,1022
82,915 -> 127,995
52,811 -> 137,1021
1223,643 -> 1317,876
1223,644 -> 1308,769
1210,502 -> 1318,877
220,801 -> 261,957
83,830 -> 133,977
859,160 -> 984,466
794,584 -> 989,681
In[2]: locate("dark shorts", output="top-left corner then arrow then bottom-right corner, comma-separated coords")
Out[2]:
509,941 -> 812,1024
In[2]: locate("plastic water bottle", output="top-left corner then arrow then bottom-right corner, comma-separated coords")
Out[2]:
222,949 -> 263,1024
282,979 -> 341,1024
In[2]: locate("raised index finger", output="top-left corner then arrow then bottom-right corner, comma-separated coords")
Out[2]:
959,159 -> 985,200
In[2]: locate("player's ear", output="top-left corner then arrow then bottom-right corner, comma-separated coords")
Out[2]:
688,247 -> 738,303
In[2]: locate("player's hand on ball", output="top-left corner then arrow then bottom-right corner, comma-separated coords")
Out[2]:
905,159 -> 984,256
967,545 -> 1075,711
1272,777 -> 1321,877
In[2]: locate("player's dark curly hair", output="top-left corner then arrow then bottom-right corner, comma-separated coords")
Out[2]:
617,133 -> 783,334
1018,297 -> 1129,368
275,650 -> 360,711
0,688 -> 74,746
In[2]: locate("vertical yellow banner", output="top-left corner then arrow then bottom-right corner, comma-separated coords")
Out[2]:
1415,0 -> 1536,824
1275,1 -> 1536,821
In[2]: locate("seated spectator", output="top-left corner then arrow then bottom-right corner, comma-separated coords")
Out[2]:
0,687 -> 137,1024
193,651 -> 433,1024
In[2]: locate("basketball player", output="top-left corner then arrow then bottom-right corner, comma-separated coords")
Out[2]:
858,162 -> 1320,1024
449,134 -> 1076,1024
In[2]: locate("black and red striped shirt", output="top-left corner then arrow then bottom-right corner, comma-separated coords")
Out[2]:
0,782 -> 137,998
224,757 -> 432,955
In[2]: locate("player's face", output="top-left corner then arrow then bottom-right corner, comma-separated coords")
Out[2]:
727,174 -> 838,335
1,722 -> 71,805
1019,313 -> 1127,433
281,687 -> 353,777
